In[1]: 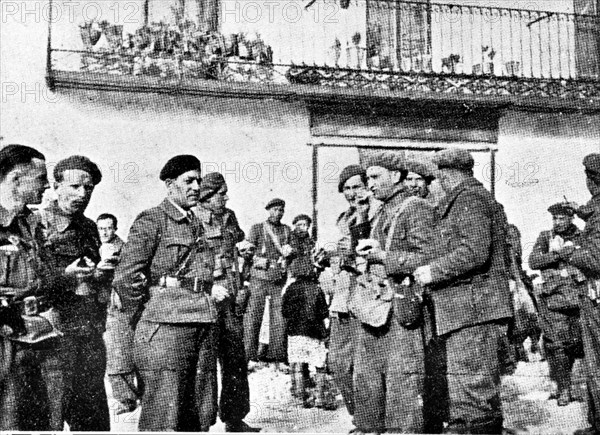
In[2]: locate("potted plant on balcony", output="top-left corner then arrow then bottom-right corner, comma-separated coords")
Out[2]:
441,54 -> 462,74
347,32 -> 366,69
477,45 -> 496,75
79,20 -> 103,49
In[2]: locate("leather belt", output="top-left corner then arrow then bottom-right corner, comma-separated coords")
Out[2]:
157,276 -> 213,294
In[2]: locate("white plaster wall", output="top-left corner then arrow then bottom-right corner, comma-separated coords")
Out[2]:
2,0 -> 600,271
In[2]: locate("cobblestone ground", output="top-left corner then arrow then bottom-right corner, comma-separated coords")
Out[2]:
108,353 -> 589,433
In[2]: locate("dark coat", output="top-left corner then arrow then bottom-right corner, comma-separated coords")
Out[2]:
247,220 -> 291,282
569,194 -> 600,278
282,279 -> 329,340
428,178 -> 513,336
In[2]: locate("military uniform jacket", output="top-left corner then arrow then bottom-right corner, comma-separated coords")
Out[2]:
428,178 -> 513,336
370,190 -> 438,283
113,198 -> 216,323
0,206 -> 44,299
530,225 -> 585,307
195,205 -> 245,295
247,220 -> 291,282
570,194 -> 600,278
37,201 -> 108,332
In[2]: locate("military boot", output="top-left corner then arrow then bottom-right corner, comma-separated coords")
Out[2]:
314,368 -> 337,410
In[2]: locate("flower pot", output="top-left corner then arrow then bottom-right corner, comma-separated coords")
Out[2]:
79,22 -> 102,49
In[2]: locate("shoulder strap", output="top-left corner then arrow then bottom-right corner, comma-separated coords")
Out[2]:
384,196 -> 420,252
263,221 -> 285,255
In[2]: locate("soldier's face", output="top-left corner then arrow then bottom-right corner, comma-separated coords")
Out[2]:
205,185 -> 229,213
167,169 -> 201,210
15,158 -> 49,205
54,169 -> 95,215
268,206 -> 284,223
552,214 -> 572,233
586,176 -> 600,196
404,172 -> 429,198
294,219 -> 310,234
97,218 -> 117,243
367,166 -> 401,201
342,175 -> 368,207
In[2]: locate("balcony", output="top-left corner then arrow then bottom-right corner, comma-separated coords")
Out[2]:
47,0 -> 600,112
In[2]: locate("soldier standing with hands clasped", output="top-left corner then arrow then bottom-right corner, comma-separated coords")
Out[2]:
109,155 -> 228,432
529,202 -> 584,407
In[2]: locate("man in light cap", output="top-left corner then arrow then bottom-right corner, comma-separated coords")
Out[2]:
37,154 -> 112,430
564,153 -> 600,435
193,172 -> 257,432
0,144 -> 54,431
351,151 -> 438,433
530,202 -> 584,407
326,164 -> 373,423
110,155 -> 228,431
243,198 -> 292,370
413,147 -> 512,434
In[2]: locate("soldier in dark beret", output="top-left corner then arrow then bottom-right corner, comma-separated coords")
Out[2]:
193,172 -> 259,432
530,202 -> 584,407
351,151 -> 438,433
415,147 -> 512,434
243,197 -> 292,371
265,197 -> 286,210
110,155 -> 227,431
327,164 -> 372,423
566,153 -> 600,435
0,145 -> 55,431
405,160 -> 436,200
36,154 -> 112,430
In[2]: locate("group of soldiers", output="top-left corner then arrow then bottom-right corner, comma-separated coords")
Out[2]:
1,142 -> 600,435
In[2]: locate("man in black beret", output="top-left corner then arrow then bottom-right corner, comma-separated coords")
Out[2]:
565,154 -> 600,435
530,202 -> 584,407
37,154 -> 112,431
193,172 -> 258,433
109,155 -> 228,431
0,144 -> 57,431
414,147 -> 512,434
350,151 -> 438,433
326,164 -> 372,425
243,198 -> 293,371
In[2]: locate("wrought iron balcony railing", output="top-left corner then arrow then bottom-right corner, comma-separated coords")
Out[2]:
48,0 -> 600,108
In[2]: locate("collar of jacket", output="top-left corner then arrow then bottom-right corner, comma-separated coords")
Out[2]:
161,198 -> 189,223
437,177 -> 483,219
44,200 -> 86,233
0,204 -> 30,228
383,188 -> 409,210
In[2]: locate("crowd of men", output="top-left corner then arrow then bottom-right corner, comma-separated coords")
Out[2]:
0,143 -> 600,434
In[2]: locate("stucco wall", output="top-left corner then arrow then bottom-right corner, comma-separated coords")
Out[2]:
2,1 -> 600,271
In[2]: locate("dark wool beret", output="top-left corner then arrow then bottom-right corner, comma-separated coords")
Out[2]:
265,198 -> 285,210
362,151 -> 406,172
292,214 -> 312,226
548,202 -> 575,217
0,144 -> 45,179
159,155 -> 201,181
338,164 -> 366,193
54,155 -> 102,185
406,160 -> 436,182
199,172 -> 226,202
584,153 -> 600,184
432,148 -> 475,171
